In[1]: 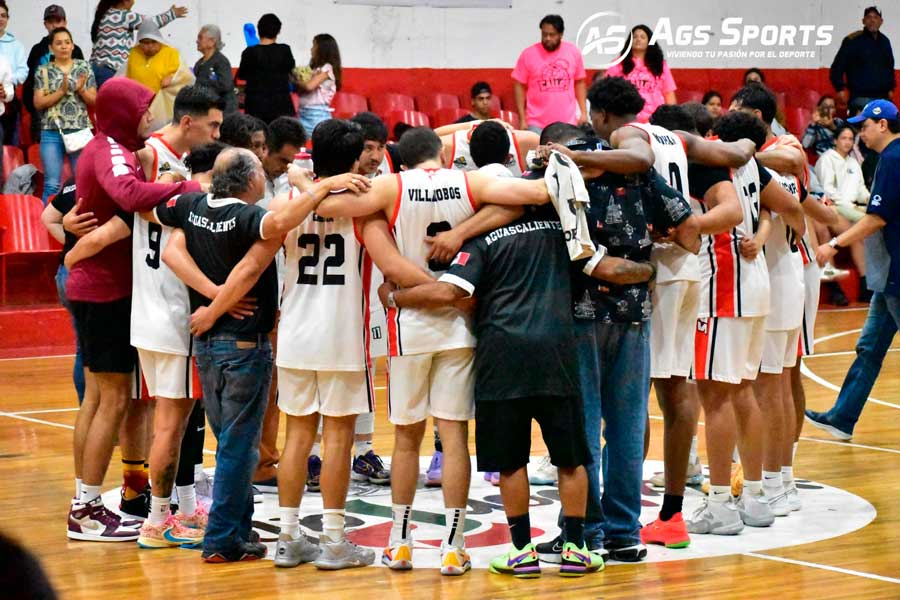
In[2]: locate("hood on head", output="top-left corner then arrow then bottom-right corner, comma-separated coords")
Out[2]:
96,78 -> 155,151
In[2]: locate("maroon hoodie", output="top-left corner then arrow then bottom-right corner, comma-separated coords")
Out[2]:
66,78 -> 202,303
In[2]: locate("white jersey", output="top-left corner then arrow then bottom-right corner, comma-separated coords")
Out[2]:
131,134 -> 191,355
629,122 -> 700,283
762,167 -> 806,331
693,158 -> 770,319
450,129 -> 526,176
278,189 -> 369,370
388,168 -> 477,356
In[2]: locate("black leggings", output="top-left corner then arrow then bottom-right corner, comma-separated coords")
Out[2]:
175,402 -> 206,487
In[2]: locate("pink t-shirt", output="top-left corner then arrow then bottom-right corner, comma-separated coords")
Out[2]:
512,41 -> 586,128
606,58 -> 676,123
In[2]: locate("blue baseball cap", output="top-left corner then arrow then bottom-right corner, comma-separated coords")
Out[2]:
848,99 -> 899,124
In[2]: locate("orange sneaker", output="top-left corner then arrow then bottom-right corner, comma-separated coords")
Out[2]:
641,512 -> 691,548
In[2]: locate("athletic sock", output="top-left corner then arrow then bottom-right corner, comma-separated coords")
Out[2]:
563,516 -> 585,548
709,485 -> 731,503
193,464 -> 204,481
390,504 -> 413,542
323,509 -> 345,543
689,436 -> 699,463
149,496 -> 170,526
732,447 -> 741,463
355,439 -> 373,458
434,427 -> 443,453
310,442 -> 321,459
122,459 -> 148,500
176,485 -> 196,516
507,513 -> 531,549
660,494 -> 684,521
356,411 -> 374,434
81,484 -> 101,504
781,466 -> 794,488
744,479 -> 763,495
278,506 -> 301,539
75,478 -> 83,500
444,507 -> 466,548
792,441 -> 798,463
762,470 -> 783,493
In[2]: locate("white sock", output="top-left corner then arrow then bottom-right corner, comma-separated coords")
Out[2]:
81,484 -> 101,504
689,436 -> 698,462
355,411 -> 374,435
744,480 -> 762,495
390,504 -> 413,542
709,485 -> 731,503
762,470 -> 783,492
781,466 -> 795,488
355,439 -> 373,458
732,446 -> 741,463
792,442 -> 798,463
75,478 -> 83,500
311,442 -> 321,459
176,485 -> 197,516
444,507 -> 466,548
194,464 -> 205,480
279,506 -> 301,539
323,509 -> 345,543
149,496 -> 170,526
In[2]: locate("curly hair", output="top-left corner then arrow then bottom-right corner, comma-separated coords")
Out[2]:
649,104 -> 696,133
712,111 -> 768,150
589,77 -> 645,117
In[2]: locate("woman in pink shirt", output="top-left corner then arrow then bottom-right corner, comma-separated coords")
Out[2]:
606,24 -> 676,123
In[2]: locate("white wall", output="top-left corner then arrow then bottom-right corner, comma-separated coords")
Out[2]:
7,0 -> 897,70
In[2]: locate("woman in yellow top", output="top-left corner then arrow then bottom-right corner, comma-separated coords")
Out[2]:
125,20 -> 179,93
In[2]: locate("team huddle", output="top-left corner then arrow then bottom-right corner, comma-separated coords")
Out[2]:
63,72 -> 844,578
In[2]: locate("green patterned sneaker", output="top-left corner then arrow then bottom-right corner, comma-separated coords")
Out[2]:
489,543 -> 541,578
559,542 -> 605,577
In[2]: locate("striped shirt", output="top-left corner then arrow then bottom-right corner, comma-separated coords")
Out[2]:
90,7 -> 177,71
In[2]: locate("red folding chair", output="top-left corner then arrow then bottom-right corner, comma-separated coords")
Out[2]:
2,146 -> 25,182
433,107 -> 470,127
0,194 -> 61,303
785,106 -> 813,136
416,93 -> 460,124
370,93 -> 415,122
497,110 -> 519,128
332,92 -> 369,119
385,110 -> 431,140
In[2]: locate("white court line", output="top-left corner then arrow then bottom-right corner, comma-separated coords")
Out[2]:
0,353 -> 75,362
813,328 -> 862,344
803,348 -> 900,359
0,410 -> 74,430
743,552 -> 900,585
11,408 -> 80,415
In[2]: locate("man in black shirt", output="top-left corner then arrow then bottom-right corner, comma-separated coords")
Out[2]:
454,81 -> 495,124
830,6 -> 895,115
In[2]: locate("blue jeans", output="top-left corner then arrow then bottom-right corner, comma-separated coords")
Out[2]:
91,64 -> 117,89
40,129 -> 81,204
55,264 -> 85,404
194,333 -> 273,553
298,105 -> 332,136
559,319 -> 650,547
826,292 -> 900,433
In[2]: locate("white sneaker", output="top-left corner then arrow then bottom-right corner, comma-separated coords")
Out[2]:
686,499 -> 744,535
648,455 -> 704,488
785,485 -> 802,512
763,488 -> 791,517
440,543 -> 471,576
528,456 -> 558,485
736,490 -> 775,527
820,263 -> 850,282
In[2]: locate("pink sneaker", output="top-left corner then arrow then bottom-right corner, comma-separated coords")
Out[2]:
176,504 -> 208,530
137,515 -> 204,549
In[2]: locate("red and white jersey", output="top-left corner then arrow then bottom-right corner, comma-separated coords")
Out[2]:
278,188 -> 370,371
371,148 -> 396,179
761,167 -> 806,331
131,134 -> 191,355
450,128 -> 526,176
388,168 -> 477,356
628,122 -> 700,283
694,159 -> 770,319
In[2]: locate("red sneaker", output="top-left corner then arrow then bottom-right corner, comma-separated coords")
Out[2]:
641,512 -> 691,548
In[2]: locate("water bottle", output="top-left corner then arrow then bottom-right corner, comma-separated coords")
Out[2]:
293,147 -> 313,172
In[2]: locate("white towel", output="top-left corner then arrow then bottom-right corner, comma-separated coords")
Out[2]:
544,151 -> 595,261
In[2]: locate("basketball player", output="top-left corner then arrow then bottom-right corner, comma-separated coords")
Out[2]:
310,127 -> 559,574
687,111 -> 805,535
440,121 -> 538,176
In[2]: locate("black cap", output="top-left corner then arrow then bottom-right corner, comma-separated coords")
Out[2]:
44,5 -> 66,21
864,6 -> 882,17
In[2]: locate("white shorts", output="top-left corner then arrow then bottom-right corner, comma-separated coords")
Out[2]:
799,264 -> 820,357
693,316 -> 766,384
277,368 -> 373,417
760,328 -> 802,374
137,348 -> 201,399
387,347 -> 474,425
650,280 -> 700,379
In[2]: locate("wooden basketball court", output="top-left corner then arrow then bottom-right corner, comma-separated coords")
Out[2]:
1,307 -> 898,599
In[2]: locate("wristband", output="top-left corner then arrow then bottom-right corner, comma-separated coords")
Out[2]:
582,245 -> 608,275
828,237 -> 840,249
387,291 -> 397,309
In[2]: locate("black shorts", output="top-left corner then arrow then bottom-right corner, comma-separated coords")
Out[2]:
70,297 -> 137,374
475,395 -> 590,473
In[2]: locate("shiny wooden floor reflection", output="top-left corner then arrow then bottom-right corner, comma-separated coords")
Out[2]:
1,308 -> 898,599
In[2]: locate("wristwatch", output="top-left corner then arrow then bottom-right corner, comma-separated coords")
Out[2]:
828,237 -> 841,249
386,291 -> 397,309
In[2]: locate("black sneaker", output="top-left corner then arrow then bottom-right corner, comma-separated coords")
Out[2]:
536,535 -> 563,563
119,484 -> 150,520
605,541 -> 647,562
203,541 -> 267,563
826,281 -> 849,306
307,455 -> 322,493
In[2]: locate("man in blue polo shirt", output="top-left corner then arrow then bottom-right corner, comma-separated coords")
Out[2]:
807,99 -> 900,439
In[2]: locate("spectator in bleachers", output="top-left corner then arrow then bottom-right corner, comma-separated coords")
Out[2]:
0,54 -> 11,147
125,21 -> 181,94
296,34 -> 342,136
0,1 -> 27,145
743,67 -> 765,85
24,6 -> 85,147
702,90 -> 723,120
90,1 -> 188,90
238,13 -> 295,125
455,81 -> 494,124
830,6 -> 895,116
33,28 -> 97,204
605,24 -> 676,123
194,25 -> 237,114
802,95 -> 846,157
512,14 -> 586,134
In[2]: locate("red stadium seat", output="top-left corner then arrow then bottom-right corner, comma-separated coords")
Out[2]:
2,146 -> 25,182
0,194 -> 60,302
785,106 -> 813,136
385,110 -> 430,140
678,90 -> 704,104
497,110 -> 519,128
18,109 -> 33,148
416,93 -> 460,123
434,107 -> 470,127
788,89 -> 824,111
370,93 -> 415,121
332,92 -> 368,119
774,91 -> 787,111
